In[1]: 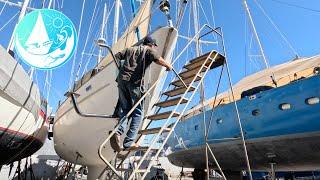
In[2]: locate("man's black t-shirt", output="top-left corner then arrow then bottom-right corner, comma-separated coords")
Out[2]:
115,45 -> 161,85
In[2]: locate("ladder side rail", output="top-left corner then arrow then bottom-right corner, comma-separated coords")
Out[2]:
100,25 -> 223,177
144,24 -> 223,120
97,74 -> 165,178
199,25 -> 225,56
96,36 -> 201,175
140,52 -> 220,179
128,51 -> 218,180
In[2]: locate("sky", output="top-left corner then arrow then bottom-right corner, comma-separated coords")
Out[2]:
1,0 -> 320,114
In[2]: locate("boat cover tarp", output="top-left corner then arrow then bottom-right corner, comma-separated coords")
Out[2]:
189,55 -> 320,114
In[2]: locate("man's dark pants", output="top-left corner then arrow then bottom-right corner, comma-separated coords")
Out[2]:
116,79 -> 143,149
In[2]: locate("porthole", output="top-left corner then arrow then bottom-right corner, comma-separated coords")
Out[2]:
279,103 -> 291,110
249,95 -> 256,100
216,118 -> 223,124
305,97 -> 319,105
252,109 -> 260,116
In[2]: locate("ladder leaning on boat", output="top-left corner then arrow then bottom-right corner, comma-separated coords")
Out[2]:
65,24 -> 252,180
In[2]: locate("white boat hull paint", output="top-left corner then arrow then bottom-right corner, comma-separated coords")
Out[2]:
0,46 -> 47,164
53,27 -> 178,178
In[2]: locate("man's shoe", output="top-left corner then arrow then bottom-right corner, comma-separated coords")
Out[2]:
123,143 -> 141,151
110,134 -> 121,152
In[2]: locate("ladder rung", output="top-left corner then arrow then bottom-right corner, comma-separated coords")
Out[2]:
171,75 -> 202,87
188,51 -> 225,68
147,111 -> 180,120
139,127 -> 171,135
163,86 -> 195,97
154,97 -> 188,108
184,56 -> 215,70
179,66 -> 208,79
116,168 -> 148,173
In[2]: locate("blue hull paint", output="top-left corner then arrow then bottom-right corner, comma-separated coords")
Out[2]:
167,75 -> 320,171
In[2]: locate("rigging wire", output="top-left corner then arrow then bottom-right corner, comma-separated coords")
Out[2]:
68,0 -> 87,89
268,0 -> 320,13
198,1 -> 211,30
254,0 -> 300,57
81,1 -> 116,77
120,2 -> 128,32
75,0 -> 100,81
0,11 -> 18,32
244,8 -> 248,76
176,0 -> 188,29
81,28 -> 101,76
209,0 -> 216,28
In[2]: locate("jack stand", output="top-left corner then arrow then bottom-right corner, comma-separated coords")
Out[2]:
177,167 -> 185,180
269,162 -> 276,180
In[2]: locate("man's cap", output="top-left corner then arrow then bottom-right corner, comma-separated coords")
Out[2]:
143,35 -> 158,46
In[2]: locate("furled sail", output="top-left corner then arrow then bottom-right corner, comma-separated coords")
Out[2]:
98,0 -> 153,67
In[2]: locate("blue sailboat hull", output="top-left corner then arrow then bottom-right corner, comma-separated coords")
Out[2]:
167,75 -> 320,171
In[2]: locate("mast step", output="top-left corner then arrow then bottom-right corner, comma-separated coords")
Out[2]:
171,75 -> 202,87
163,86 -> 195,97
147,111 -> 180,120
139,127 -> 171,135
154,97 -> 188,108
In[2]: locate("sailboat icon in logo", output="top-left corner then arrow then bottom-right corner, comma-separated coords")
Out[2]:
14,9 -> 77,69
25,12 -> 53,55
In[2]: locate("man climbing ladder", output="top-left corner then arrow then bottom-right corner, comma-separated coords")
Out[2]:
111,35 -> 173,152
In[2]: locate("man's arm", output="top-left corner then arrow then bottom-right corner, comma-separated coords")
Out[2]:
155,57 -> 173,71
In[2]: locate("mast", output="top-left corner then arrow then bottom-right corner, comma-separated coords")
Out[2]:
7,0 -> 30,52
98,3 -> 107,63
242,0 -> 270,69
113,0 -> 120,45
192,0 -> 200,55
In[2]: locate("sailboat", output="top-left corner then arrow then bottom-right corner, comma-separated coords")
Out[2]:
53,0 -> 178,179
25,11 -> 53,55
166,0 -> 320,179
0,0 -> 48,166
167,56 -> 320,176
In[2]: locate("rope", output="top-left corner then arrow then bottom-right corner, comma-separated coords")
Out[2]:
68,0 -> 87,89
0,11 -> 19,32
75,0 -> 100,81
253,0 -> 300,57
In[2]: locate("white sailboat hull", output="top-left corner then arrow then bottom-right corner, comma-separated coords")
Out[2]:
0,46 -> 47,165
53,27 -> 178,170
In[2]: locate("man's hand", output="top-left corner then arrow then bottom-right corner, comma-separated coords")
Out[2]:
155,57 -> 173,71
166,63 -> 173,71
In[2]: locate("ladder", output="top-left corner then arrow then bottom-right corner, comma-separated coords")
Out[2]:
99,50 -> 225,179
